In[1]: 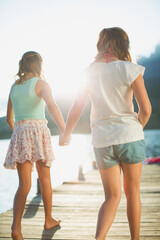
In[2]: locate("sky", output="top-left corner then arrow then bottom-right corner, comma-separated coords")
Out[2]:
0,0 -> 160,117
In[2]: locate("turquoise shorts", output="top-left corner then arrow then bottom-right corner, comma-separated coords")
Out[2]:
94,140 -> 146,169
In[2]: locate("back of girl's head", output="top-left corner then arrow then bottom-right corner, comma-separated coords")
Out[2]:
95,27 -> 132,62
16,51 -> 44,84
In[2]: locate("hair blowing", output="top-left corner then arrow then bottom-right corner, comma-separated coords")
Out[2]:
15,51 -> 44,84
95,27 -> 132,62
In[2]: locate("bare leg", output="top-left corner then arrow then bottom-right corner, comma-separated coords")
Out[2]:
121,162 -> 142,240
11,161 -> 32,240
95,164 -> 121,240
36,160 -> 61,229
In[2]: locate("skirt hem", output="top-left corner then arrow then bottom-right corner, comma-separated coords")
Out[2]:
4,158 -> 54,170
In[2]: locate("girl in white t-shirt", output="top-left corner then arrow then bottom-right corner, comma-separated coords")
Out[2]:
59,27 -> 151,240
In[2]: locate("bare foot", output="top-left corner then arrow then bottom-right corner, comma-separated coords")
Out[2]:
44,218 -> 62,229
11,228 -> 24,240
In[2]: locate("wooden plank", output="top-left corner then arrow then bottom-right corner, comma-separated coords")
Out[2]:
0,164 -> 160,239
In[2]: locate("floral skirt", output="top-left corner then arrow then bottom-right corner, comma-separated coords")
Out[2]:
4,119 -> 55,169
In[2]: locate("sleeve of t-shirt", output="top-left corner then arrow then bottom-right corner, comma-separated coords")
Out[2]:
125,62 -> 145,85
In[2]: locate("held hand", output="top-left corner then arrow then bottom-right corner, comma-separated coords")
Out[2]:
59,132 -> 71,146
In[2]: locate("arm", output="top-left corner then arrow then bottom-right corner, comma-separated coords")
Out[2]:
59,87 -> 89,145
38,81 -> 65,132
132,74 -> 152,128
6,95 -> 14,131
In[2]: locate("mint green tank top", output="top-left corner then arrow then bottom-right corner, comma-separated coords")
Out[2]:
10,77 -> 45,122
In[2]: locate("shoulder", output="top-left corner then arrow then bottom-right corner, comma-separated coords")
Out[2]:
118,61 -> 145,76
116,61 -> 132,70
10,82 -> 16,94
11,82 -> 17,87
36,79 -> 46,85
36,79 -> 51,93
35,80 -> 51,97
87,61 -> 100,71
36,79 -> 50,88
119,61 -> 145,85
86,62 -> 100,77
119,61 -> 145,70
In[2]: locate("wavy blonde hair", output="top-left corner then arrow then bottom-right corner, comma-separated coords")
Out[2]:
95,27 -> 132,62
15,51 -> 44,84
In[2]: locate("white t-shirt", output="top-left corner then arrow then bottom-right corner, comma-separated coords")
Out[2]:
86,60 -> 145,148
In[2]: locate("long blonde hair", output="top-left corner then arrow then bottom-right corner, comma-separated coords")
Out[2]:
95,27 -> 132,62
15,51 -> 44,84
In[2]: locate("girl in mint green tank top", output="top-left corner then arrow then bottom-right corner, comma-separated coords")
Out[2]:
4,51 -> 65,239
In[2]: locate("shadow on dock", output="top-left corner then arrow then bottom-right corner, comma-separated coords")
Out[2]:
23,194 -> 42,218
41,225 -> 61,240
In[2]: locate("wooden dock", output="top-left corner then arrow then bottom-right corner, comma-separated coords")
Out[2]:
0,164 -> 160,240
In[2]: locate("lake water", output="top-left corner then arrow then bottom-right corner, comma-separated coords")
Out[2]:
0,130 -> 160,214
